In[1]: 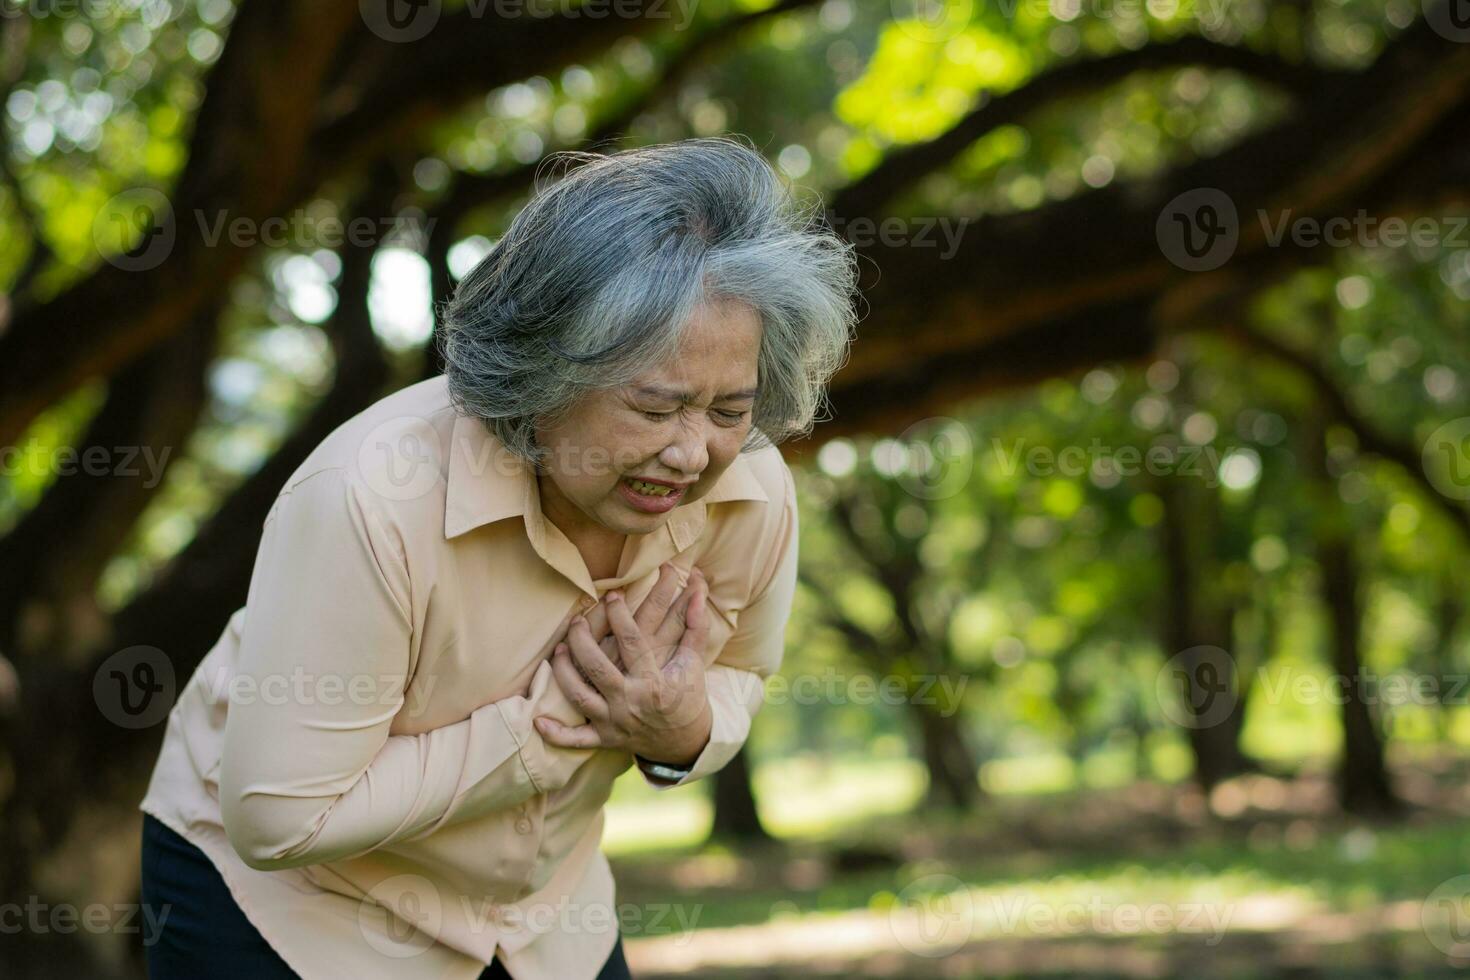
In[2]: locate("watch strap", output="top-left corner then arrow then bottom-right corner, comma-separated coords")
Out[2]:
636,755 -> 693,782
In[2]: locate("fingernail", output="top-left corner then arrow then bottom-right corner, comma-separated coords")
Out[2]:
608,590 -> 622,603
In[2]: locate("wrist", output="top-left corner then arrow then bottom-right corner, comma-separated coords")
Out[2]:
637,704 -> 713,769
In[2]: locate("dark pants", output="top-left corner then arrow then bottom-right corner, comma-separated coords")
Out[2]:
140,812 -> 631,979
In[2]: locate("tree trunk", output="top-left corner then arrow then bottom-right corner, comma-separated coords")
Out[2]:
0,169 -> 402,936
1318,535 -> 1400,816
1299,408 -> 1401,817
913,703 -> 981,809
1431,580 -> 1463,745
1156,472 -> 1252,791
709,748 -> 773,843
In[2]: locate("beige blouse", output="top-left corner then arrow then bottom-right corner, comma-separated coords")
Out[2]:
139,373 -> 798,980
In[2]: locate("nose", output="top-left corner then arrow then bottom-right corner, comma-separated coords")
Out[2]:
658,418 -> 710,476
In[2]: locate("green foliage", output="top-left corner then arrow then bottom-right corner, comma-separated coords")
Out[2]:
3,0 -> 1465,822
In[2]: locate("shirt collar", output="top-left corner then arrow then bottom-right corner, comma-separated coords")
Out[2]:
443,412 -> 769,543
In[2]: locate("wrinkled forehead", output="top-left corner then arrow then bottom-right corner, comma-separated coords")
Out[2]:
632,298 -> 762,393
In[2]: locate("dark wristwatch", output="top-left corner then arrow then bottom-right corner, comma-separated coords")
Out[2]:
636,754 -> 693,782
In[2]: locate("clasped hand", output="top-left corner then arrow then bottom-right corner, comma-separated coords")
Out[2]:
533,563 -> 713,767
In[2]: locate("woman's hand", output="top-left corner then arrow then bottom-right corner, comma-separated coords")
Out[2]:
573,561 -> 689,672
535,567 -> 713,766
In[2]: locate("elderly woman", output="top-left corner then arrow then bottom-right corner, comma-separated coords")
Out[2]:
137,136 -> 858,980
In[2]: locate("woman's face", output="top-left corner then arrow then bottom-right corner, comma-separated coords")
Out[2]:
534,297 -> 763,540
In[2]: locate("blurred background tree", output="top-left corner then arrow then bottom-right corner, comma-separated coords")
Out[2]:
3,0 -> 1470,975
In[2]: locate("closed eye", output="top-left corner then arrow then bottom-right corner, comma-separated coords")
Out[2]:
638,407 -> 749,424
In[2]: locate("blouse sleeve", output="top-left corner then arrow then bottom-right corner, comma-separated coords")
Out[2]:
219,467 -> 593,872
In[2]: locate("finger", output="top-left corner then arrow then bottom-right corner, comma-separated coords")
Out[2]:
633,563 -> 682,634
582,600 -> 611,643
653,567 -> 703,649
669,573 -> 710,669
566,629 -> 625,699
534,716 -> 604,749
597,635 -> 621,671
551,641 -> 610,722
657,644 -> 710,728
605,590 -> 654,674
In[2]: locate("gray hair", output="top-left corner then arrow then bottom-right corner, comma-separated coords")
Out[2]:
436,135 -> 860,467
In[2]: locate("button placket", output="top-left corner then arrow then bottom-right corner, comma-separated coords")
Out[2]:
511,798 -> 546,902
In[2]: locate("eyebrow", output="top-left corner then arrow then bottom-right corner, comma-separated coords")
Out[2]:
633,384 -> 759,403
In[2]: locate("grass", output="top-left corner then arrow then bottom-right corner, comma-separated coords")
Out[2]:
603,754 -> 927,855
600,748 -> 1470,977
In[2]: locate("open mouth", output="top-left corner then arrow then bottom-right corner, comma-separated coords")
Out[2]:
626,479 -> 678,497
618,477 -> 689,513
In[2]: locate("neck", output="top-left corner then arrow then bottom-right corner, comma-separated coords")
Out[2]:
536,473 -> 627,580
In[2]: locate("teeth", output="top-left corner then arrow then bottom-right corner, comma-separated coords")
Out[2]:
628,479 -> 674,496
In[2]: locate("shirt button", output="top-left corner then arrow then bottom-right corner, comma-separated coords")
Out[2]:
578,596 -> 595,611
515,817 -> 532,834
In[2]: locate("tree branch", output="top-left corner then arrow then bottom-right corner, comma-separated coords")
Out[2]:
831,34 -> 1345,221
1220,318 -> 1470,543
